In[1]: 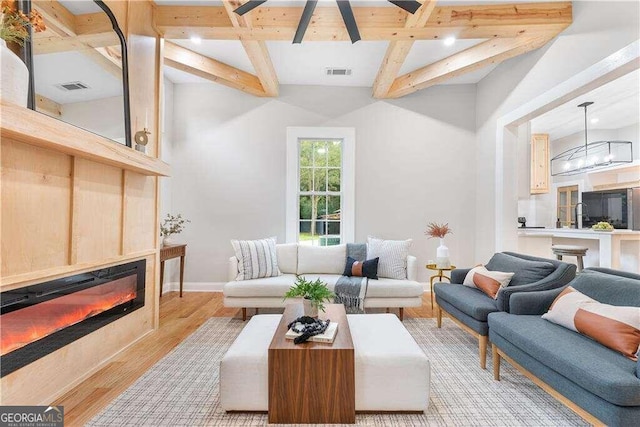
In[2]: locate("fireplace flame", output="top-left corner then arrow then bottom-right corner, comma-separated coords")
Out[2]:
1,276 -> 137,356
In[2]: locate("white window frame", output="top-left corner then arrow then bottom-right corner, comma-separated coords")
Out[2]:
286,127 -> 355,244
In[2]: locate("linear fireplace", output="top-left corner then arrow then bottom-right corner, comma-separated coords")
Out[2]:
1,259 -> 145,377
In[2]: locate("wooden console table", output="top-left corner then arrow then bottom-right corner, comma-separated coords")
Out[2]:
268,303 -> 355,424
160,243 -> 186,297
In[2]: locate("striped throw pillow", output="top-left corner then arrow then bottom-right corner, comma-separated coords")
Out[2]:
231,237 -> 281,281
367,237 -> 412,280
543,286 -> 640,360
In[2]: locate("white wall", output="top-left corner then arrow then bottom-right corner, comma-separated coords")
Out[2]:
160,78 -> 174,219
61,96 -> 126,143
160,78 -> 178,288
165,83 -> 477,284
475,0 -> 640,259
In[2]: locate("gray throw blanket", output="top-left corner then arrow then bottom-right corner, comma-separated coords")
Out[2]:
334,243 -> 368,314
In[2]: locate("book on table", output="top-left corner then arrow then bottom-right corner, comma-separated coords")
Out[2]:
285,322 -> 339,344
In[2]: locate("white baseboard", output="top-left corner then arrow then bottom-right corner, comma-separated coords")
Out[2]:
162,281 -> 225,294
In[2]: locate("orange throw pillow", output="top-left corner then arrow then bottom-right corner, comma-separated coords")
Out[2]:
473,273 -> 503,299
543,287 -> 640,360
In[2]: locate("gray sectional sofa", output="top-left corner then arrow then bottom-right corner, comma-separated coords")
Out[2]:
489,268 -> 640,427
434,252 -> 576,368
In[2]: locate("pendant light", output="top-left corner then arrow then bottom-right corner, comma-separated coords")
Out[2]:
550,101 -> 633,176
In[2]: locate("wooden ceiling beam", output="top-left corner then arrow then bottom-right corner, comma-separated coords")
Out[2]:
32,0 -> 76,37
32,0 -> 117,54
386,34 -> 555,99
33,33 -> 119,54
74,11 -> 114,36
35,94 -> 62,117
373,0 -> 437,99
221,0 -> 279,97
155,2 -> 572,41
164,42 -> 267,97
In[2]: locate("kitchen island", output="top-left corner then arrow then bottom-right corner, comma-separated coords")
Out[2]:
517,228 -> 640,272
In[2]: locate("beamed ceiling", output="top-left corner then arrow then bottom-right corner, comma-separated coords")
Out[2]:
32,1 -> 573,99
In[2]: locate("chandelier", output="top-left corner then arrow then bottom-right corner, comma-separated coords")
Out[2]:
550,102 -> 633,176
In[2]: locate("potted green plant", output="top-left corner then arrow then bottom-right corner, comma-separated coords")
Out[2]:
284,276 -> 335,318
160,213 -> 190,246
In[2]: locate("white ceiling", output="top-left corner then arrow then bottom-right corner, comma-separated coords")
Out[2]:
165,37 -> 496,87
34,51 -> 123,104
531,70 -> 640,141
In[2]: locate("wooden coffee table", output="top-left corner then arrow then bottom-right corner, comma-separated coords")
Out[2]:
268,303 -> 355,424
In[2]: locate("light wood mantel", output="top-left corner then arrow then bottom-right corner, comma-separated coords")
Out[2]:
0,102 -> 170,177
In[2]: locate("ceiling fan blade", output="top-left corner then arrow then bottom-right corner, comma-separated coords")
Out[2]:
388,0 -> 422,14
336,1 -> 361,44
234,0 -> 268,16
293,0 -> 319,44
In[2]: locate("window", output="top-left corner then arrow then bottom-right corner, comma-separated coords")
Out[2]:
286,128 -> 355,245
557,185 -> 579,227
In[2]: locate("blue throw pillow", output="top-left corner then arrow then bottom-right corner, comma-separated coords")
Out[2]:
343,256 -> 379,280
485,253 -> 555,287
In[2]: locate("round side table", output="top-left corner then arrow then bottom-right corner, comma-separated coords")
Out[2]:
426,264 -> 456,309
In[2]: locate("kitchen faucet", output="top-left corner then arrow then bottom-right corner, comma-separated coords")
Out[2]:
574,202 -> 589,229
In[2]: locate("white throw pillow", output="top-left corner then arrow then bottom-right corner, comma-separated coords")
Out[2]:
367,237 -> 412,280
276,243 -> 298,274
297,244 -> 346,275
543,286 -> 640,360
231,237 -> 281,281
463,266 -> 514,299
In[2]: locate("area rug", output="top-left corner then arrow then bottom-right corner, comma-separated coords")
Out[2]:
87,317 -> 585,426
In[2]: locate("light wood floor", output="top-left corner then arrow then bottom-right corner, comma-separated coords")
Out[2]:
54,292 -> 435,426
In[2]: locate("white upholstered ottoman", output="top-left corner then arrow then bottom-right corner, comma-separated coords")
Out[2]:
219,313 -> 430,412
347,314 -> 430,412
219,314 -> 280,411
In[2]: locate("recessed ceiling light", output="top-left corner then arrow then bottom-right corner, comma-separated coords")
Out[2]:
443,36 -> 456,46
590,117 -> 599,124
190,36 -> 202,45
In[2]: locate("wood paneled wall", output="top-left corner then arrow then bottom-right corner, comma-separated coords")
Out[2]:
0,0 -> 163,405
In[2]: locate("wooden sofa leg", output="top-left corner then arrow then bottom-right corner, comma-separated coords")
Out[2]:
493,345 -> 501,381
242,308 -> 247,321
479,335 -> 488,369
436,306 -> 442,328
399,308 -> 404,321
255,308 -> 259,315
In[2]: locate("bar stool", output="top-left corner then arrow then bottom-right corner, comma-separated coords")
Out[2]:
551,245 -> 588,272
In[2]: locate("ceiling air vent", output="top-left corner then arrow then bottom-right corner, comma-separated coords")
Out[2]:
56,81 -> 90,91
325,68 -> 352,76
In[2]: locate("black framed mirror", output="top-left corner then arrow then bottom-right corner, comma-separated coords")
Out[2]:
21,0 -> 132,147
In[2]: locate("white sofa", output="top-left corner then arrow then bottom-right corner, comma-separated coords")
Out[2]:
223,243 -> 423,320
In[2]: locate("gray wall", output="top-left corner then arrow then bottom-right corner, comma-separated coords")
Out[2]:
163,84 -> 477,284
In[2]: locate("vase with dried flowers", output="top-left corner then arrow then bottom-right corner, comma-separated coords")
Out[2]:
0,0 -> 45,106
425,222 -> 453,269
